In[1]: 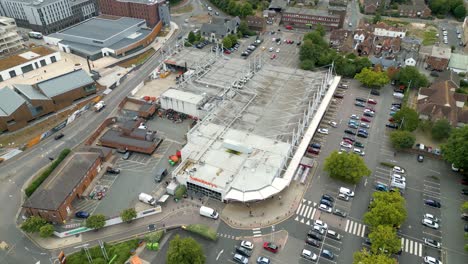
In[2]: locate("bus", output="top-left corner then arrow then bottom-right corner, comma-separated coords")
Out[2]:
28,31 -> 43,39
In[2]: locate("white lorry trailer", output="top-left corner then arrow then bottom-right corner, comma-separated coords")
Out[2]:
199,206 -> 219,219
138,192 -> 156,206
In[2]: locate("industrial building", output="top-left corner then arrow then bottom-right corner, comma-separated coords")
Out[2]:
0,0 -> 98,34
0,16 -> 24,56
98,0 -> 171,27
163,48 -> 339,202
44,16 -> 161,60
281,7 -> 344,29
0,69 -> 96,132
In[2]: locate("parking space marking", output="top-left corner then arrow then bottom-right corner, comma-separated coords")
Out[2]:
422,231 -> 442,239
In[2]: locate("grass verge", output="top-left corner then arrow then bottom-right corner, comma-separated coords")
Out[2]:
66,239 -> 139,264
422,29 -> 438,46
25,148 -> 71,197
118,48 -> 156,68
184,224 -> 217,241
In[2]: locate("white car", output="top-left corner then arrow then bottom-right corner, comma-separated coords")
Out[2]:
339,148 -> 349,153
392,173 -> 406,182
424,256 -> 442,264
314,219 -> 328,229
319,203 -> 332,213
302,249 -> 318,261
269,47 -> 274,52
312,225 -> 325,234
240,240 -> 254,250
423,213 -> 440,223
457,34 -> 462,39
318,128 -> 329,134
340,142 -> 352,148
452,163 -> 460,172
422,218 -> 439,229
423,238 -> 441,249
443,31 -> 447,36
363,109 -> 375,114
353,148 -> 365,156
392,166 -> 405,174
350,114 -> 360,120
443,39 -> 448,44
276,48 -> 280,53
329,121 -> 337,127
338,193 -> 350,201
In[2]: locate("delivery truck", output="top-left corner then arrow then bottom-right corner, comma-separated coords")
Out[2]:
94,101 -> 105,112
139,192 -> 156,206
199,206 -> 219,219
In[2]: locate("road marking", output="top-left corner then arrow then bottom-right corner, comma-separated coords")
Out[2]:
216,249 -> 224,260
345,219 -> 350,232
299,204 -> 307,216
311,208 -> 316,220
360,225 -> 366,237
306,207 -> 313,219
352,222 -> 358,235
405,239 -> 409,252
409,240 -> 413,254
356,224 -> 362,236
296,203 -> 303,214
419,243 -> 423,257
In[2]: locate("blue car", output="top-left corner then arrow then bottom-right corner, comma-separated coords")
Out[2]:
75,211 -> 90,218
376,184 -> 388,192
348,123 -> 358,129
358,129 -> 368,134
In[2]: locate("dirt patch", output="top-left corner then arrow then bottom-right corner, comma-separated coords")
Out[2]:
172,3 -> 193,14
191,14 -> 211,24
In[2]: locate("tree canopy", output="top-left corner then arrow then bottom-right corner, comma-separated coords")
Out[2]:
394,66 -> 429,89
39,224 -> 55,238
120,208 -> 137,223
324,151 -> 371,183
364,192 -> 407,228
166,235 -> 206,264
354,68 -> 390,88
368,225 -> 402,255
85,214 -> 106,230
21,216 -> 47,233
392,107 -> 419,132
390,130 -> 415,149
429,0 -> 465,19
442,126 -> 468,170
353,248 -> 397,264
431,119 -> 452,141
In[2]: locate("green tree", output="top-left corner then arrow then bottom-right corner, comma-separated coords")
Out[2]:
39,224 -> 55,238
453,4 -> 467,19
353,248 -> 397,264
315,24 -> 326,37
442,126 -> 468,170
85,214 -> 106,230
166,235 -> 205,264
429,0 -> 450,15
390,130 -> 416,149
373,13 -> 382,24
228,34 -> 238,45
368,225 -> 402,255
239,2 -> 253,18
392,107 -> 419,132
120,208 -> 137,223
431,119 -> 452,141
365,192 -> 407,228
222,36 -> 233,48
394,66 -> 429,89
354,68 -> 390,88
21,216 -> 47,233
300,59 -> 315,70
462,201 -> 468,212
355,57 -> 372,73
299,40 -> 321,62
303,31 -> 327,48
324,151 -> 371,183
187,31 -> 196,43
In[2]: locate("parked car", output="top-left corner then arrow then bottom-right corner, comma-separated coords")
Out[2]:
343,138 -> 353,144
307,230 -> 323,241
386,123 -> 399,129
376,183 -> 388,192
355,101 -> 366,107
355,97 -> 366,102
338,193 -> 350,201
305,237 -> 321,247
361,117 -> 371,122
301,249 -> 318,261
348,123 -> 358,129
310,143 -> 321,149
320,199 -> 333,207
235,246 -> 252,257
423,238 -> 441,249
354,142 -> 365,148
233,253 -> 248,264
364,112 -> 374,117
423,256 -> 442,264
344,129 -> 356,135
333,93 -> 344,98
393,166 -> 405,174
343,136 -> 355,142
256,256 -> 270,264
321,249 -> 334,260
75,211 -> 90,218
326,229 -> 342,240
462,189 -> 468,195
54,133 -> 64,140
424,199 -> 441,208
106,167 -> 120,174
263,242 -> 279,253
333,208 -> 347,218
350,114 -> 360,120
370,89 -> 380,96
422,218 -> 439,229
318,128 -> 329,134
240,240 -> 254,250
312,225 -> 325,235
418,155 -> 424,162
122,151 -> 132,160
319,203 -> 332,213
340,142 -> 352,148
321,194 -> 335,203
367,99 -> 377,104
357,132 -> 368,138
360,122 -> 370,128
328,121 -> 338,127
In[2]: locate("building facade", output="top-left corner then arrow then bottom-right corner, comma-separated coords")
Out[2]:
0,16 -> 23,56
98,0 -> 165,27
281,7 -> 344,30
0,0 -> 98,34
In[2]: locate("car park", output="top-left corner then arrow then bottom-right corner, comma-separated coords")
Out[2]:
263,242 -> 279,253
423,238 -> 441,249
321,249 -> 334,260
256,257 -> 270,264
318,128 -> 329,134
424,256 -> 442,264
424,199 -> 441,208
333,208 -> 347,218
240,240 -> 254,250
344,129 -> 356,135
235,246 -> 252,257
233,253 -> 249,264
301,249 -> 318,261
422,218 -> 439,229
307,230 -> 324,241
319,203 -> 332,213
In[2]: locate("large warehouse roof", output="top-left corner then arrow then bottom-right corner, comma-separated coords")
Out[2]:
37,69 -> 94,98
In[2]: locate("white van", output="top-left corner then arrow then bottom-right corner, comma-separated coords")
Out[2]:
339,187 -> 354,197
138,193 -> 156,206
199,206 -> 219,219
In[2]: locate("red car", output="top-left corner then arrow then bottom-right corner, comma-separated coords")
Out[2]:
343,138 -> 353,144
263,242 -> 279,253
223,49 -> 231,54
365,107 -> 375,112
361,117 -> 371,122
367,99 -> 377,105
461,178 -> 468,185
271,54 -> 277,60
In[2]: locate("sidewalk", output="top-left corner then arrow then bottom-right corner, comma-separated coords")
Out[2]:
221,164 -> 316,229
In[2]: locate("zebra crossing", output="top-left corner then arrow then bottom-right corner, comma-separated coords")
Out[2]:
252,228 -> 262,237
294,199 -> 317,225
401,237 -> 423,257
344,219 -> 367,238
216,233 -> 237,240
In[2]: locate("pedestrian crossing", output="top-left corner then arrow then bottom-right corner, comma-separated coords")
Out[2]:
252,228 -> 262,237
216,233 -> 238,240
401,237 -> 423,257
294,199 -> 317,225
344,219 -> 366,238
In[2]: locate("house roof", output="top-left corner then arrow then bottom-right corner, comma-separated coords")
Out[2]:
370,56 -> 397,68
200,17 -> 240,37
417,80 -> 467,125
22,152 -> 101,211
0,86 -> 25,116
36,69 -> 94,98
269,0 -> 288,9
12,84 -> 49,100
448,53 -> 468,71
431,46 -> 451,59
436,70 -> 460,87
426,56 -> 449,71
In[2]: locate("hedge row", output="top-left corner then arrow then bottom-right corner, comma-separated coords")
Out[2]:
145,230 -> 165,243
380,161 -> 396,168
184,224 -> 217,241
25,148 -> 71,197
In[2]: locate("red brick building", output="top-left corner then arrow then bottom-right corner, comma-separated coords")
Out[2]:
98,0 -> 164,27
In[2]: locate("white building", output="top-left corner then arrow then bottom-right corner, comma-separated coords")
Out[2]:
405,57 -> 416,67
0,0 -> 97,34
0,16 -> 23,55
374,22 -> 406,38
160,88 -> 208,119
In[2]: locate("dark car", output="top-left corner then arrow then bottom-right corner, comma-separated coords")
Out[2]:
343,136 -> 355,142
348,123 -> 359,129
355,97 -> 367,102
462,189 -> 468,195
462,178 -> 468,185
305,237 -> 321,247
357,133 -> 368,138
354,142 -> 364,148
75,211 -> 90,218
424,199 -> 441,208
235,246 -> 252,257
333,209 -> 347,218
310,143 -> 321,149
386,123 -> 399,129
465,224 -> 468,232
308,147 -> 320,155
106,167 -> 120,174
333,93 -> 344,98
361,117 -> 371,122
364,237 -> 372,245
376,183 -> 388,192
307,231 -> 323,241
417,155 -> 424,162
122,151 -> 131,160
392,103 -> 402,107
344,129 -> 356,135
320,199 -> 333,207
321,194 -> 335,203
321,249 -> 334,260
370,89 -> 380,96
54,133 -> 64,140
364,112 -> 374,117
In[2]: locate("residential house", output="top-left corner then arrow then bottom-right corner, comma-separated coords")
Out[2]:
430,46 -> 452,60
246,16 -> 266,32
362,0 -> 390,14
200,17 -> 240,43
448,53 -> 468,73
417,71 -> 468,127
373,22 -> 406,38
398,0 -> 431,18
426,56 -> 449,72
402,50 -> 418,67
369,56 -> 397,69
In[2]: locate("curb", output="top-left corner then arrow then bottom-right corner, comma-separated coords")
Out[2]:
220,160 -> 318,230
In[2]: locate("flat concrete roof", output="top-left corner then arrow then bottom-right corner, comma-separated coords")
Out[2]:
161,88 -> 205,105
164,49 -> 216,68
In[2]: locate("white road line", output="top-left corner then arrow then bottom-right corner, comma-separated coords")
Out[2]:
356,224 -> 362,236
345,219 -> 350,232
405,239 -> 409,252
401,237 -> 404,249
306,206 -> 313,219
418,243 -> 423,257
253,234 -> 262,237
304,206 -> 311,218
253,228 -> 260,231
300,204 -> 308,216
360,225 -> 366,237
409,240 -> 413,254
311,208 -> 317,220
296,204 -> 303,215
352,222 -> 358,235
